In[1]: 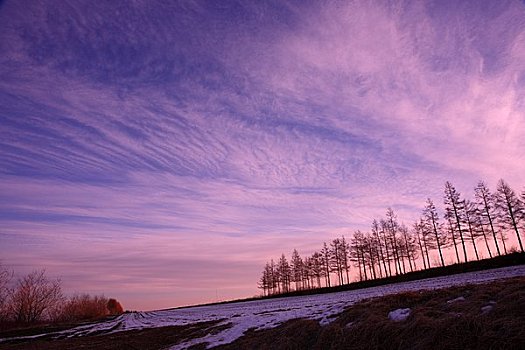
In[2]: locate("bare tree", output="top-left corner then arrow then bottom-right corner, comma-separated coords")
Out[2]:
309,252 -> 324,288
495,179 -> 524,253
413,220 -> 430,270
340,236 -> 351,284
399,224 -> 417,272
258,262 -> 273,296
423,198 -> 446,267
379,220 -> 393,277
291,250 -> 303,291
463,200 -> 481,260
446,215 -> 461,264
321,242 -> 331,287
474,181 -> 501,256
350,231 -> 365,281
9,270 -> 63,323
277,254 -> 292,293
330,238 -> 345,285
0,264 -> 12,321
444,181 -> 468,263
371,219 -> 387,278
473,209 -> 493,259
363,232 -> 378,279
384,208 -> 404,274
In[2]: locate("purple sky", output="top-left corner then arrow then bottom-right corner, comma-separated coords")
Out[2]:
1,0 -> 525,311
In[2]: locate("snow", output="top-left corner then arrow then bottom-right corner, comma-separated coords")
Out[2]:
388,308 -> 411,322
1,265 -> 524,349
446,296 -> 466,303
481,305 -> 494,314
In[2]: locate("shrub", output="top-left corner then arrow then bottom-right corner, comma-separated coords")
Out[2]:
8,270 -> 63,323
0,265 -> 13,322
58,294 -> 109,322
107,298 -> 124,315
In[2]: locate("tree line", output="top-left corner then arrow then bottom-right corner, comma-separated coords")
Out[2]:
0,267 -> 123,327
258,179 -> 525,296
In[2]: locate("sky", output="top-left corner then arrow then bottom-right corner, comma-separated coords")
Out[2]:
1,0 -> 525,311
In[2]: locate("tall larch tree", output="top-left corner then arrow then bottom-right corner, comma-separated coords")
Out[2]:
463,200 -> 481,260
371,219 -> 387,278
444,181 -> 468,263
384,208 -> 403,275
379,219 -> 393,277
291,249 -> 303,291
341,236 -> 351,284
321,242 -> 331,287
413,220 -> 430,269
277,254 -> 292,293
474,181 -> 501,256
422,198 -> 446,267
495,179 -> 524,253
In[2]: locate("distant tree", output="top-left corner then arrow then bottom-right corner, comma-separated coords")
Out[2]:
399,224 -> 417,273
362,232 -> 378,279
340,236 -> 351,284
445,215 -> 461,264
371,219 -> 387,278
258,262 -> 273,296
385,208 -> 403,274
444,181 -> 468,263
473,209 -> 493,259
0,264 -> 12,322
495,179 -> 524,253
107,298 -> 124,315
350,231 -> 365,281
379,220 -> 393,277
422,198 -> 446,267
291,250 -> 303,291
474,181 -> 501,256
321,242 -> 331,287
9,270 -> 63,323
277,254 -> 292,293
463,200 -> 481,261
302,256 -> 313,289
268,259 -> 277,294
330,238 -> 345,285
310,252 -> 324,288
413,220 -> 430,270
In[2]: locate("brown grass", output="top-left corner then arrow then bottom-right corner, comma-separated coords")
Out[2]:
217,276 -> 525,350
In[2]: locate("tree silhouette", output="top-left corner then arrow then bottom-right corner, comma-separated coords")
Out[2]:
422,198 -> 446,267
444,181 -> 468,263
257,178 -> 524,295
495,179 -> 524,253
9,270 -> 63,323
474,181 -> 501,256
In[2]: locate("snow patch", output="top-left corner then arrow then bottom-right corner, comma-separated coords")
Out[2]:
388,308 -> 411,322
446,296 -> 466,304
481,305 -> 494,314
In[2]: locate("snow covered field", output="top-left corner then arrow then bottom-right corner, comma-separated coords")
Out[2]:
2,265 -> 525,349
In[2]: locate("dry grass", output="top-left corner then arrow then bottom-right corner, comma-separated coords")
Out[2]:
217,276 -> 525,350
1,277 -> 524,349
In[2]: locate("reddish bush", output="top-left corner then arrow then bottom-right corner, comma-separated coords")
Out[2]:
58,294 -> 109,322
107,298 -> 124,315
